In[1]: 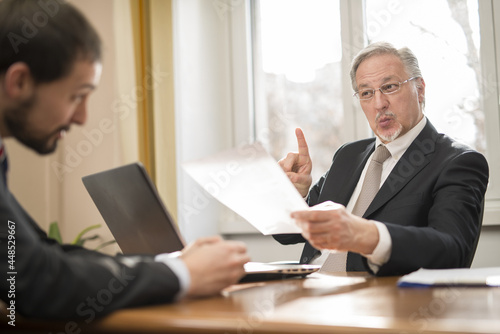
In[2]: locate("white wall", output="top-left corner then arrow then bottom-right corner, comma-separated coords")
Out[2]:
173,0 -> 234,241
472,226 -> 500,268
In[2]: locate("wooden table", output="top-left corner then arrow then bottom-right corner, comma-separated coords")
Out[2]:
2,272 -> 500,334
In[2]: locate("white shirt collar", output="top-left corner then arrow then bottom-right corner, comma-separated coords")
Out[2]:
375,116 -> 427,161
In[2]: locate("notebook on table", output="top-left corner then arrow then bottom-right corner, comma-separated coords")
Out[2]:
82,162 -> 319,282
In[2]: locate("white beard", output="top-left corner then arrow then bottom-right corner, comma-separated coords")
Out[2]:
375,111 -> 403,143
377,122 -> 402,142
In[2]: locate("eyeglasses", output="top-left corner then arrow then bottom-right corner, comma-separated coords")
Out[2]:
353,77 -> 419,100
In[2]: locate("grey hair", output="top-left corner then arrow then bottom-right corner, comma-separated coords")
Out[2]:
349,42 -> 424,107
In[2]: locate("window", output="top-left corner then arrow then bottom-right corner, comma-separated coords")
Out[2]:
252,0 -> 349,181
365,0 -> 485,154
247,0 -> 499,225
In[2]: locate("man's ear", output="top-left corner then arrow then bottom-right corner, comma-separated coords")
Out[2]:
3,62 -> 35,100
416,77 -> 426,104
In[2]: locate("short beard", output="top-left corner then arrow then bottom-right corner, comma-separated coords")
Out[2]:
3,95 -> 60,155
375,112 -> 403,143
377,124 -> 402,143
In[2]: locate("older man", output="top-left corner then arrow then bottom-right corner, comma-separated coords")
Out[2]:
275,42 -> 489,276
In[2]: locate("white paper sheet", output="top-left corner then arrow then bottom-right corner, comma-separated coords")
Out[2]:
398,267 -> 500,287
182,142 -> 308,235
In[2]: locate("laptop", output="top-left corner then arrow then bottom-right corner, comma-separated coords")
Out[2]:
82,162 -> 319,282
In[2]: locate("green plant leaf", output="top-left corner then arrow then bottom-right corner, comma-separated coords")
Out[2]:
48,222 -> 63,244
94,240 -> 117,251
73,234 -> 100,247
48,222 -> 116,250
71,224 -> 102,245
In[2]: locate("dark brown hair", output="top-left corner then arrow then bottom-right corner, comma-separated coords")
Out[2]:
0,0 -> 102,83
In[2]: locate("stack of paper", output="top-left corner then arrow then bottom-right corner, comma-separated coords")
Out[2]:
398,267 -> 500,287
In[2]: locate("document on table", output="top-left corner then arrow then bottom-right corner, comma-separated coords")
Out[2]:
182,142 -> 309,235
397,267 -> 500,287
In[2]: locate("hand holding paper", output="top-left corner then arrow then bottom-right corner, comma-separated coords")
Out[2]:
183,143 -> 309,235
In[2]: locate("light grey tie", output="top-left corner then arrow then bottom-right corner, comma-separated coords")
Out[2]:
320,145 -> 391,273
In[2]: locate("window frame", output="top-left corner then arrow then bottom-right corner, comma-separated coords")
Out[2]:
225,0 -> 500,231
479,0 -> 500,225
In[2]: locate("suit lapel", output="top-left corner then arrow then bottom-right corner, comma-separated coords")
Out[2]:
364,121 -> 438,218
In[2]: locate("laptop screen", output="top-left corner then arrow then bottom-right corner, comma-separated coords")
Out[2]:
82,163 -> 185,255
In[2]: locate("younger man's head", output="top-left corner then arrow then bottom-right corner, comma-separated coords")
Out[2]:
0,0 -> 102,154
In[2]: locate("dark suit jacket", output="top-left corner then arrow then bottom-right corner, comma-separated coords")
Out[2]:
274,120 -> 489,276
0,168 -> 181,319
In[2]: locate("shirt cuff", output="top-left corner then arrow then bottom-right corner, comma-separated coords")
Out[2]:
155,252 -> 190,300
363,221 -> 392,273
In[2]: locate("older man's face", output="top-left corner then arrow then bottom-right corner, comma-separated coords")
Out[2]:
355,54 -> 425,143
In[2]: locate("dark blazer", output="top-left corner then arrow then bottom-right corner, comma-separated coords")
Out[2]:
274,120 -> 489,276
0,169 -> 181,319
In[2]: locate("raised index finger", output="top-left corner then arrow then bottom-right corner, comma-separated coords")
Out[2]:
295,128 -> 310,159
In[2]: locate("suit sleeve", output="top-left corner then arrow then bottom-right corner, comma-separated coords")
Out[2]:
0,190 -> 181,320
377,150 -> 489,276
